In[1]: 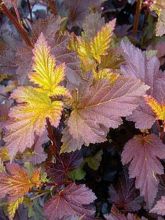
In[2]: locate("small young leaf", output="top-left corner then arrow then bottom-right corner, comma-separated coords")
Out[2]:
30,33 -> 69,97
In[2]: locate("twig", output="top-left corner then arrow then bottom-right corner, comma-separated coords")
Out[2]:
0,1 -> 33,47
27,0 -> 32,22
133,0 -> 142,36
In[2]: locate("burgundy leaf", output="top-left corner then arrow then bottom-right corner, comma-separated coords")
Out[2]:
44,183 -> 96,220
108,169 -> 142,212
105,206 -> 146,220
121,134 -> 165,207
46,151 -> 82,184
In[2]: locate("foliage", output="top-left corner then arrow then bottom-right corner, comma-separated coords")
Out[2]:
0,0 -> 165,219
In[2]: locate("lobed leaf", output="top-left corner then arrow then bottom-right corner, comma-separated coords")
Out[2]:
64,77 -> 149,152
0,163 -> 41,201
121,134 -> 165,207
44,183 -> 96,220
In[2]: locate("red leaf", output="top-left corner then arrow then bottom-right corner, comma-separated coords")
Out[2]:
44,183 -> 96,220
121,134 -> 165,207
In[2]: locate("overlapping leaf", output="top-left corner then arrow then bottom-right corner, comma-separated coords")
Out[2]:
120,39 -> 165,129
0,163 -> 40,201
30,33 -> 68,97
44,183 -> 96,220
150,196 -> 165,215
4,33 -> 69,159
69,20 -> 116,72
108,169 -> 142,212
121,134 -> 165,207
62,77 -> 149,152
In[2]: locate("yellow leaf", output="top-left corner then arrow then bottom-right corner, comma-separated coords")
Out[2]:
29,33 -> 69,97
8,197 -> 24,220
0,147 -> 10,161
93,68 -> 119,84
145,96 -> 165,120
90,22 -> 114,63
5,87 -> 63,159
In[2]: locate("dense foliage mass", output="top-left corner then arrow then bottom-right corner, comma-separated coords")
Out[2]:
0,0 -> 165,219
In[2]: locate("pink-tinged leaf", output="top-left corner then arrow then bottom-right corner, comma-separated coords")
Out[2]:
44,183 -> 96,220
120,39 -> 165,129
127,100 -> 155,129
46,151 -> 82,184
67,78 -> 149,151
150,196 -> 165,215
16,17 -> 81,87
108,169 -> 142,212
121,134 -> 165,207
61,127 -> 84,153
120,39 -> 160,88
30,132 -> 48,165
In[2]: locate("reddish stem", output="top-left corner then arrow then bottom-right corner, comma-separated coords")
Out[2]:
0,1 -> 33,47
133,0 -> 142,36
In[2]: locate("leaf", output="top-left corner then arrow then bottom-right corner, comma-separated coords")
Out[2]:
7,197 -> 24,220
5,87 -> 63,159
82,12 -> 105,40
108,169 -> 142,212
145,95 -> 165,121
30,33 -> 68,97
65,78 -> 149,152
156,9 -> 165,36
44,183 -> 96,220
150,196 -> 165,215
0,163 -> 41,201
121,134 -> 165,207
46,151 -> 82,184
105,206 -> 144,220
120,39 -> 164,129
91,21 -> 115,63
69,166 -> 86,181
85,150 -> 103,171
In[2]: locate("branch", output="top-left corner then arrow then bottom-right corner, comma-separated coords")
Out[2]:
0,1 -> 33,47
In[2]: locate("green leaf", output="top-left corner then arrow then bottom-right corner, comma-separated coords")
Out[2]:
85,150 -> 103,171
69,166 -> 86,181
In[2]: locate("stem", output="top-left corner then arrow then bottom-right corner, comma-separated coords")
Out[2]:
0,1 -> 33,47
133,0 -> 142,36
27,0 -> 32,22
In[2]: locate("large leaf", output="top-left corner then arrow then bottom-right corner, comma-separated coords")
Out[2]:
0,163 -> 40,201
120,39 -> 165,129
5,87 -> 63,159
44,183 -> 96,220
121,134 -> 165,207
64,78 -> 149,152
